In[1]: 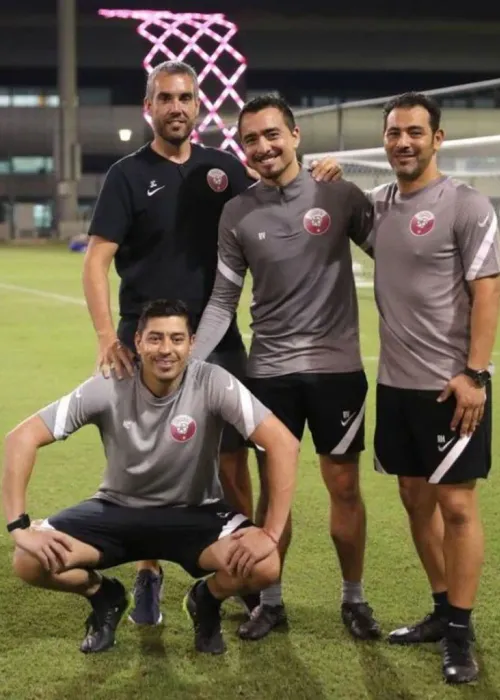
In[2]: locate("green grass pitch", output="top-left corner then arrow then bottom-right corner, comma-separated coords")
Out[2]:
0,245 -> 499,699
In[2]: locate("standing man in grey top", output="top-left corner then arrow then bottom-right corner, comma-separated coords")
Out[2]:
2,299 -> 299,656
370,93 -> 500,684
193,95 -> 381,642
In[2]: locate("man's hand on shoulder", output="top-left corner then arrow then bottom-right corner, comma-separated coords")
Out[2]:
97,333 -> 135,380
309,156 -> 343,182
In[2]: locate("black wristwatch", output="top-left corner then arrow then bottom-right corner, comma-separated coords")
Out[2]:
6,513 -> 31,533
463,367 -> 491,388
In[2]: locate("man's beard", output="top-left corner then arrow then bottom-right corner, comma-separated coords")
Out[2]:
154,119 -> 194,146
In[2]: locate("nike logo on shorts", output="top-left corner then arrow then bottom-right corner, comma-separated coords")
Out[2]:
341,411 -> 357,427
437,436 -> 456,452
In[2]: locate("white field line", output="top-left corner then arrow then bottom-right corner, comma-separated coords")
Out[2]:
1,282 -> 498,360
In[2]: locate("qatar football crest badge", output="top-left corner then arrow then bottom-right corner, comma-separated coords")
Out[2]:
170,414 -> 197,442
207,168 -> 228,193
303,208 -> 331,235
410,210 -> 435,236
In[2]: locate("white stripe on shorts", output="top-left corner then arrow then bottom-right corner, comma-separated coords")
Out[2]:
330,399 -> 366,456
37,518 -> 55,530
374,452 -> 389,474
218,513 -> 247,539
428,435 -> 471,484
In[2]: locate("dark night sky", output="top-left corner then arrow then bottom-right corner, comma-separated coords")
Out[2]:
5,0 -> 500,20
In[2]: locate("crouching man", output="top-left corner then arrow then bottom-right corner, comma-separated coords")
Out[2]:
2,299 -> 299,655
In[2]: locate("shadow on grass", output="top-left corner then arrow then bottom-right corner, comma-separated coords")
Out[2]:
357,639 -> 500,700
46,626 -> 327,700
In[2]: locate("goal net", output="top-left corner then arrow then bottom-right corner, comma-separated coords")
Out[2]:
302,134 -> 500,291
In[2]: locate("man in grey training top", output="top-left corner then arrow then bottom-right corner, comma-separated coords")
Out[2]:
192,94 -> 380,642
2,299 -> 299,656
369,93 -> 500,684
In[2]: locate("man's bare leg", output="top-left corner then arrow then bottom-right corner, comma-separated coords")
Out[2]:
319,454 -> 380,640
219,447 -> 254,519
388,477 -> 449,645
13,532 -> 130,653
184,535 -> 281,654
236,449 -> 291,640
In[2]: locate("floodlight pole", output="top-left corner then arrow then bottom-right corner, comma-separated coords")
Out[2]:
55,0 -> 80,237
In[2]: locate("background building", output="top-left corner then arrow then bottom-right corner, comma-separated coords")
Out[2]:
1,0 -> 499,235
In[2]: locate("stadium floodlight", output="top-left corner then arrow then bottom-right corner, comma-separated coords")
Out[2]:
118,128 -> 132,142
99,9 -> 247,159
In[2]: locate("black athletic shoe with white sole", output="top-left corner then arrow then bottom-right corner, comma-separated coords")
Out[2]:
388,612 -> 475,645
128,567 -> 164,625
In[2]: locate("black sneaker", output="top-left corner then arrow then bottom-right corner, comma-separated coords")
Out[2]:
341,602 -> 382,641
80,578 -> 130,654
441,635 -> 479,684
238,604 -> 288,641
388,612 -> 475,645
128,567 -> 164,625
183,581 -> 225,655
388,612 -> 446,645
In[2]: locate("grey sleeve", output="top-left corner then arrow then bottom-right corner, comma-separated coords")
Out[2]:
206,364 -> 271,439
455,190 -> 500,281
347,182 -> 375,255
192,205 -> 248,360
37,375 -> 111,440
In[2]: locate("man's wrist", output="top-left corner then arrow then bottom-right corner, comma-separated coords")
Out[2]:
262,527 -> 280,546
6,512 -> 30,535
463,366 -> 491,388
96,328 -> 117,341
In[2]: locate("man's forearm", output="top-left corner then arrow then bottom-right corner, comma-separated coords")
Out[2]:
82,260 -> 116,339
262,438 -> 299,542
2,433 -> 37,524
192,272 -> 242,360
468,277 -> 500,370
192,303 -> 234,360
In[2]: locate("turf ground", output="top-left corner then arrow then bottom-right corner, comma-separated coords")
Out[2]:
0,244 -> 499,700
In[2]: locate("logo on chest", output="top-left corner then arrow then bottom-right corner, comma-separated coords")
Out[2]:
170,414 -> 197,443
207,168 -> 228,193
303,208 -> 331,235
410,210 -> 435,236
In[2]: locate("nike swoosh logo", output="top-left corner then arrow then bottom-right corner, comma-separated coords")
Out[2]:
438,437 -> 455,452
226,377 -> 234,391
147,186 -> 165,196
75,388 -> 82,399
340,412 -> 357,427
478,214 -> 491,227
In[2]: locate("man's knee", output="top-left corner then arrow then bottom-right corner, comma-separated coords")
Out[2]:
12,547 -> 44,584
251,550 -> 280,589
437,483 -> 477,528
398,476 -> 436,518
321,456 -> 361,505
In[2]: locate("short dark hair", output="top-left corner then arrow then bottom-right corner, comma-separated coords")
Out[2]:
382,92 -> 442,133
137,299 -> 193,336
238,93 -> 296,135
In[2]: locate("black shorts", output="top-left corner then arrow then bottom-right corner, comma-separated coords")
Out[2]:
374,384 -> 493,484
247,371 -> 368,457
45,498 -> 251,578
117,317 -> 247,454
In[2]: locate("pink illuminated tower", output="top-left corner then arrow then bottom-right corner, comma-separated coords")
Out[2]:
99,9 -> 247,159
